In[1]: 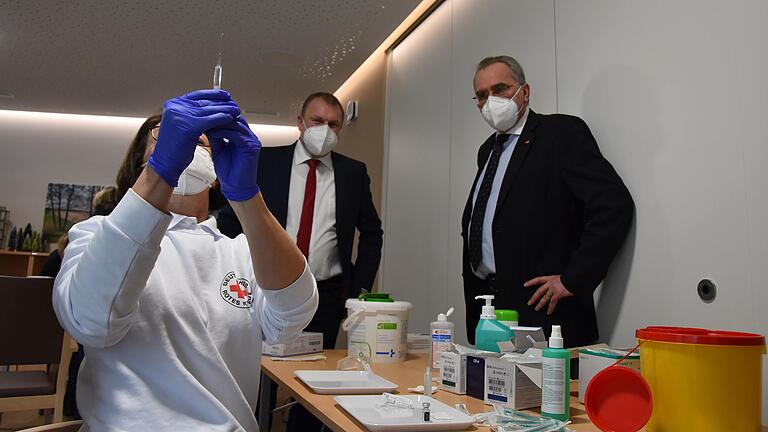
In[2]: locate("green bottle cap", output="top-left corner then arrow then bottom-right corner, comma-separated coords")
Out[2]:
357,292 -> 395,302
495,309 -> 519,322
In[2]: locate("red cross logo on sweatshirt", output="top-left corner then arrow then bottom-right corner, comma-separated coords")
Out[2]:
229,280 -> 249,299
219,271 -> 253,309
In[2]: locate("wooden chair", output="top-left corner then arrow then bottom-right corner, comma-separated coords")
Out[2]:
0,276 -> 74,424
16,419 -> 83,432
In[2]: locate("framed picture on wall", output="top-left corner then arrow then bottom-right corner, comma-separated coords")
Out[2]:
43,183 -> 107,243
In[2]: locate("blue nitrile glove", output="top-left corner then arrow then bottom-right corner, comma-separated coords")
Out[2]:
148,89 -> 240,187
207,115 -> 262,201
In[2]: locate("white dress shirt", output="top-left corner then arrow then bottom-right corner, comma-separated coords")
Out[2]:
53,189 -> 318,431
471,107 -> 530,278
285,141 -> 343,281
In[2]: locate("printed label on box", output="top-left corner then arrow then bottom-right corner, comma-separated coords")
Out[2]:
440,351 -> 466,394
486,362 -> 510,403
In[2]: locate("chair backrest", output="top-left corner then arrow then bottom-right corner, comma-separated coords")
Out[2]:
0,276 -> 63,365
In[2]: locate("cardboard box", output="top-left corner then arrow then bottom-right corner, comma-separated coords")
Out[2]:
262,332 -> 323,357
578,347 -> 640,402
484,350 -> 543,410
407,333 -> 431,354
508,326 -> 547,351
439,350 -> 467,394
467,352 -> 503,400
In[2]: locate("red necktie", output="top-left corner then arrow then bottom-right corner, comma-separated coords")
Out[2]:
296,159 -> 319,258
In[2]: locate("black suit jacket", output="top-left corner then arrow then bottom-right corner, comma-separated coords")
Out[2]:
218,143 -> 383,299
462,111 -> 634,347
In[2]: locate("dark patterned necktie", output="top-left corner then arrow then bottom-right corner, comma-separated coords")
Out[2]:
469,134 -> 510,272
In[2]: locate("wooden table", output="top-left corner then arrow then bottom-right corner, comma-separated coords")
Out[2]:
0,250 -> 50,276
260,349 -> 599,432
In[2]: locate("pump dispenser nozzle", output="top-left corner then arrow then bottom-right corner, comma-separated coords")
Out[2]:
437,306 -> 454,322
549,325 -> 564,349
474,295 -> 496,319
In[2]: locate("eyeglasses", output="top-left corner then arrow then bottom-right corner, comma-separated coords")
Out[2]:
472,82 -> 520,105
150,125 -> 208,147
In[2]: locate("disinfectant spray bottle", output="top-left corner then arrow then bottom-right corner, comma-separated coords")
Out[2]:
541,325 -> 570,421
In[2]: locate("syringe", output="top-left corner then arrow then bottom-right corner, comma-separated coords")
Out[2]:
213,54 -> 223,90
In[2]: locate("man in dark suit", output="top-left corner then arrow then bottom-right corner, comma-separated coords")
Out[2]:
217,92 -> 382,431
462,56 -> 634,348
219,92 -> 382,346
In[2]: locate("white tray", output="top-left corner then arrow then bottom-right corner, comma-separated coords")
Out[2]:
294,370 -> 399,394
334,395 -> 475,431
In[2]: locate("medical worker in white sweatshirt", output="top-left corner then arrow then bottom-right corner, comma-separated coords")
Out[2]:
53,89 -> 319,431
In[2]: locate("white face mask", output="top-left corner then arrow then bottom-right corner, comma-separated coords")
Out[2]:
301,119 -> 338,157
480,84 -> 525,132
173,146 -> 216,196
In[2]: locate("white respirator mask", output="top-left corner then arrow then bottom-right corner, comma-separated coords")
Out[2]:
301,119 -> 338,157
173,146 -> 216,196
480,84 -> 525,133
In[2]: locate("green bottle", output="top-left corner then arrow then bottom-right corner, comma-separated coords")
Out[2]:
473,295 -> 513,353
541,325 -> 570,421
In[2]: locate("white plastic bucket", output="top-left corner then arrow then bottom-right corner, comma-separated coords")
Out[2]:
342,299 -> 412,363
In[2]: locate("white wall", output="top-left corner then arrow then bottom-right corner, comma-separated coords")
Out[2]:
385,0 -> 557,343
384,0 -> 768,420
0,109 -> 298,237
554,0 -> 768,420
383,0 -> 453,339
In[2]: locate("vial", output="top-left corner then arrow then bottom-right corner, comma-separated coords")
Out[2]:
212,58 -> 222,90
422,402 -> 431,422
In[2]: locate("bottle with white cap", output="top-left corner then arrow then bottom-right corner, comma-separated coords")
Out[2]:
473,295 -> 513,352
541,325 -> 570,421
429,307 -> 454,369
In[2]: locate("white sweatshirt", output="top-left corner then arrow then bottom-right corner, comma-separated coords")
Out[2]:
53,189 -> 318,432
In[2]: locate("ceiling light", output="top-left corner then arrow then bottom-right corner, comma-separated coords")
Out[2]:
245,109 -> 280,117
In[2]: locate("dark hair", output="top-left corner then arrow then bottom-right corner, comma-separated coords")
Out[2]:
92,186 -> 118,216
116,114 -> 161,201
57,233 -> 69,253
300,92 -> 345,122
208,181 -> 227,212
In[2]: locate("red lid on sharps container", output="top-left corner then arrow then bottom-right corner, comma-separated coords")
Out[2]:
584,366 -> 652,432
636,326 -> 765,346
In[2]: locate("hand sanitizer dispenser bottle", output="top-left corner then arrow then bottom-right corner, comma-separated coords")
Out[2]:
429,307 -> 454,369
474,295 -> 513,353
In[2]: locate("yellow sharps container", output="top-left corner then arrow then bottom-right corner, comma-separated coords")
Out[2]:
636,326 -> 766,431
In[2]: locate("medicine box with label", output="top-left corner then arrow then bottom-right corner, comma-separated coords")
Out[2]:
263,332 -> 323,357
578,347 -> 640,402
439,351 -> 467,394
484,356 -> 542,410
467,352 -> 503,400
